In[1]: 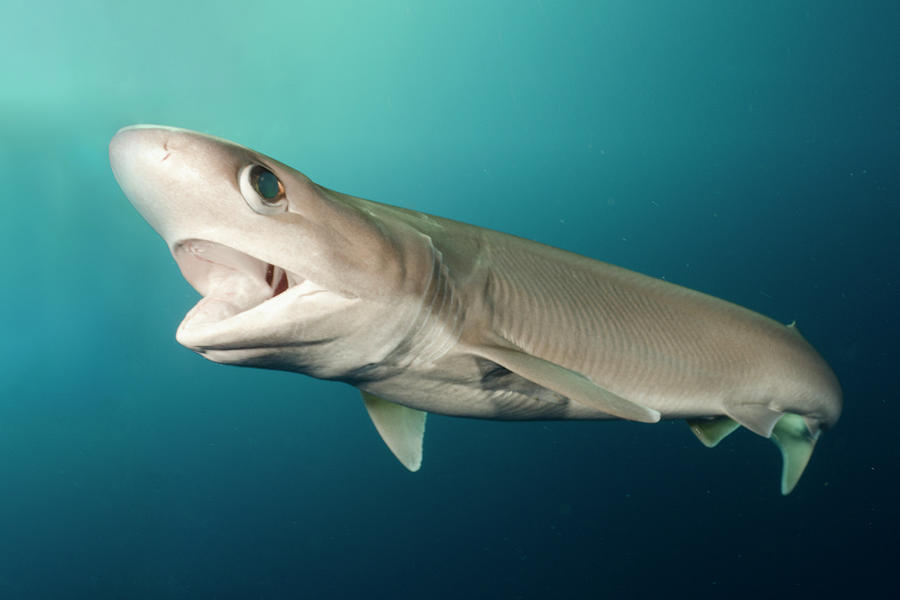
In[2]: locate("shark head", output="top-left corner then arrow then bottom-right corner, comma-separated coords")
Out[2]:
109,125 -> 434,379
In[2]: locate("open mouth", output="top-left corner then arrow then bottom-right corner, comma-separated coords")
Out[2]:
173,239 -> 303,333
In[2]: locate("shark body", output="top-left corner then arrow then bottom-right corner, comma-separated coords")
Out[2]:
109,125 -> 841,494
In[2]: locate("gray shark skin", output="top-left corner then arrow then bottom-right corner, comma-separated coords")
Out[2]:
109,125 -> 842,494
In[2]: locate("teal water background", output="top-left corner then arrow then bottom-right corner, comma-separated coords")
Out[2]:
1,1 -> 898,597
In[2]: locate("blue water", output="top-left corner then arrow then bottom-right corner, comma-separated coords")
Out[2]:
1,1 -> 897,597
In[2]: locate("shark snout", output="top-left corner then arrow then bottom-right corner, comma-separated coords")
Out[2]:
110,125 -> 231,244
109,125 -> 172,165
109,126 -> 176,198
109,124 -> 262,253
110,125 -> 211,182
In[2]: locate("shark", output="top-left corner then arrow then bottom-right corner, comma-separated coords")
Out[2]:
109,125 -> 842,494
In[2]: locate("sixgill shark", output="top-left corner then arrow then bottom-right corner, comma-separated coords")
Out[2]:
109,125 -> 841,494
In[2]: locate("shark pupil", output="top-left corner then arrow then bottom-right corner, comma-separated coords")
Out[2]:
253,166 -> 282,201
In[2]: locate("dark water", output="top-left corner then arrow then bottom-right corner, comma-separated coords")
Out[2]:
1,1 -> 897,598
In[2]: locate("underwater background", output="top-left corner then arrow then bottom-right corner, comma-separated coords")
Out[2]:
1,1 -> 898,598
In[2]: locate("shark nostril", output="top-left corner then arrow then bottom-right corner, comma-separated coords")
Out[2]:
160,139 -> 172,162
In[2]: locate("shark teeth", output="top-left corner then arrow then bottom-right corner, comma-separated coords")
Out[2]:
265,264 -> 291,297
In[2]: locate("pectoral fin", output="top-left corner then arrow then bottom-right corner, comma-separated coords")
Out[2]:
362,391 -> 427,471
771,413 -> 820,495
473,344 -> 660,423
687,416 -> 740,447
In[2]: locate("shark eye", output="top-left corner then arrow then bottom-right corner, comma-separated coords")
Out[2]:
239,164 -> 287,214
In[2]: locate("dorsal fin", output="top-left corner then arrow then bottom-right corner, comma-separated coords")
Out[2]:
361,391 -> 427,471
786,321 -> 804,336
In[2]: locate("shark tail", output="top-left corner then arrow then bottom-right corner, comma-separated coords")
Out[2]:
687,412 -> 821,495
